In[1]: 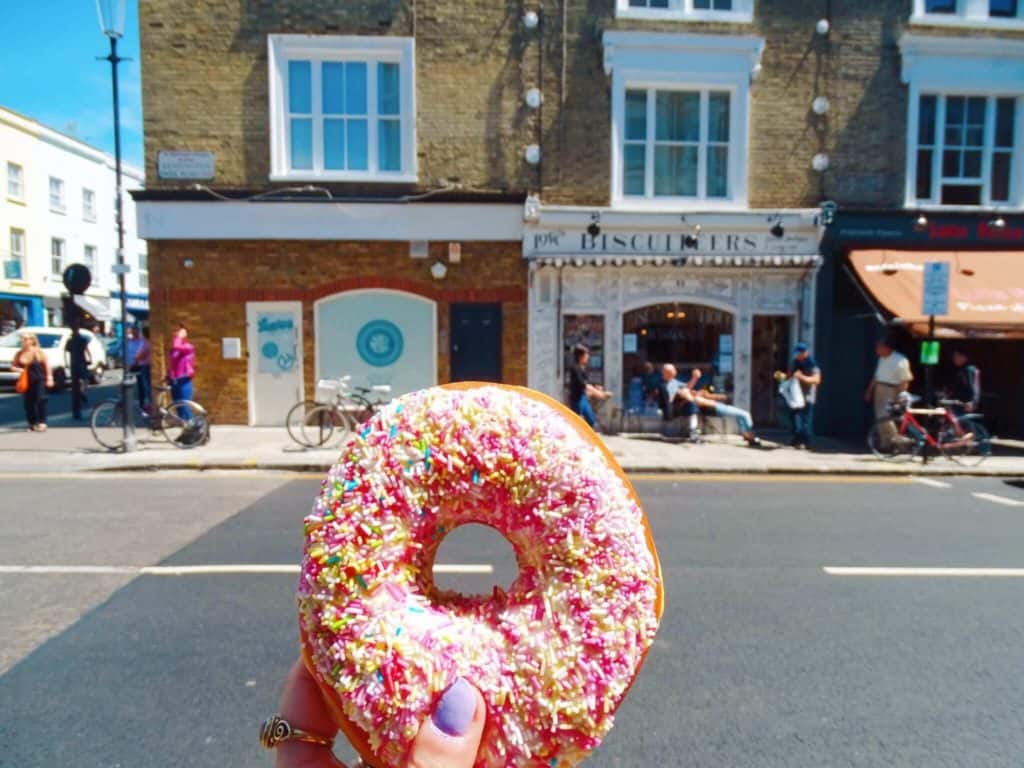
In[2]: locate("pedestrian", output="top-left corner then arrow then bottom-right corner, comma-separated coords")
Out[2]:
786,342 -> 822,450
864,335 -> 913,447
689,369 -> 763,448
12,332 -> 53,432
132,327 -> 152,412
948,348 -> 981,414
566,344 -> 610,429
66,329 -> 92,419
168,323 -> 196,415
657,363 -> 701,439
640,361 -> 662,406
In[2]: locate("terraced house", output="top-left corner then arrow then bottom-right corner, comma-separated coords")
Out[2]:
137,0 -> 1024,436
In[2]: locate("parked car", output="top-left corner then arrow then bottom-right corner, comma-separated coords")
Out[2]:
0,327 -> 108,390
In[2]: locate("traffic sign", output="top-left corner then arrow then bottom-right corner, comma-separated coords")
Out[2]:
921,261 -> 950,316
62,263 -> 92,295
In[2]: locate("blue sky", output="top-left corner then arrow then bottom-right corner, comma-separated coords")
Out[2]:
0,0 -> 144,169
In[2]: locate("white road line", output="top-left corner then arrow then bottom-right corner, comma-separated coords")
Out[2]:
0,563 -> 493,576
825,566 -> 1024,577
912,477 -> 952,489
972,492 -> 1024,508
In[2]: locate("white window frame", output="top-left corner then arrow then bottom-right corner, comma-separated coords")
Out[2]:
902,34 -> 1024,210
7,228 -> 25,280
49,176 -> 65,213
83,244 -> 97,270
604,31 -> 763,211
82,188 -> 97,221
50,238 -> 65,276
911,0 -> 1024,29
6,162 -> 24,202
268,35 -> 417,183
616,0 -> 754,22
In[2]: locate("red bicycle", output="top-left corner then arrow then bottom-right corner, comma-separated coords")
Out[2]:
868,394 -> 992,466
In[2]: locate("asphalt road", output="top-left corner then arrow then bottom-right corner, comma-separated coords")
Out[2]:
2,472 -> 1024,767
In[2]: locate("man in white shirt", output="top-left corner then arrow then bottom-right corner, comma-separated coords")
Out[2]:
864,336 -> 914,446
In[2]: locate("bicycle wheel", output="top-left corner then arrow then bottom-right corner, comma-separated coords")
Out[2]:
90,399 -> 126,451
301,405 -> 353,447
162,400 -> 210,449
942,420 -> 992,467
867,419 -> 919,462
286,399 -> 323,447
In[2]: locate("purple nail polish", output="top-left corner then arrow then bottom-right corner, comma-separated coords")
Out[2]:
431,677 -> 476,737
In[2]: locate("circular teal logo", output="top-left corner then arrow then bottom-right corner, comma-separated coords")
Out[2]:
356,320 -> 403,367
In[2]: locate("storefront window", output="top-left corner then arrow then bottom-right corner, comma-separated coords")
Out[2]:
622,303 -> 734,400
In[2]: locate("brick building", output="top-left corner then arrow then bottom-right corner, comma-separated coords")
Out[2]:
136,0 -> 1024,434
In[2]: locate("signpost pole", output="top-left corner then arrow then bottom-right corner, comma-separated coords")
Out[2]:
926,314 -> 936,406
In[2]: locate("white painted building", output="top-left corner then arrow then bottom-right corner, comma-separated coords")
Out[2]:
0,106 -> 148,334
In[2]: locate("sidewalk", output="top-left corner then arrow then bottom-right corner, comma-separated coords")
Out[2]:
1,424 -> 1022,476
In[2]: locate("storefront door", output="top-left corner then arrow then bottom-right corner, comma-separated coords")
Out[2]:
246,301 -> 303,426
450,303 -> 502,382
751,315 -> 791,428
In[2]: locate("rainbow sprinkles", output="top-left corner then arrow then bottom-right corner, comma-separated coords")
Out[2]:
299,384 -> 662,768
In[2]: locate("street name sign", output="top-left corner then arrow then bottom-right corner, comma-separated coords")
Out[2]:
921,261 -> 950,316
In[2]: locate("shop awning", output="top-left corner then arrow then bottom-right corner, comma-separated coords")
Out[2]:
73,294 -> 113,321
849,249 -> 1024,339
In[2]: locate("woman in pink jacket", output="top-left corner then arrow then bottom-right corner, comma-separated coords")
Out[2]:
167,324 -> 196,414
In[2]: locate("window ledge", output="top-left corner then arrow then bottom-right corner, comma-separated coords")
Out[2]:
615,7 -> 753,22
83,215 -> 97,223
613,197 -> 749,212
269,172 -> 419,184
49,207 -> 66,215
6,196 -> 26,206
909,13 -> 1024,30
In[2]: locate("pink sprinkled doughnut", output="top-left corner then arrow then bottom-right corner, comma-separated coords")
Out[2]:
299,383 -> 663,767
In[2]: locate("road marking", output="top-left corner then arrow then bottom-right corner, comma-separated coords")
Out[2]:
912,477 -> 952,489
825,566 -> 1024,577
628,473 -> 912,484
972,492 -> 1024,508
0,563 -> 493,576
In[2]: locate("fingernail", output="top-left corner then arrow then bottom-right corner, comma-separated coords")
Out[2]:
431,677 -> 476,737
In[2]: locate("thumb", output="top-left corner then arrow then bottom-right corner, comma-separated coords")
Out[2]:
406,677 -> 486,768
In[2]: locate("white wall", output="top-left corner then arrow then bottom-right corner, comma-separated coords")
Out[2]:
0,107 -> 147,324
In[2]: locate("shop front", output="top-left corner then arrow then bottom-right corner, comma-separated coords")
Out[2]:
816,210 -> 1024,438
0,291 -> 44,334
526,209 -> 822,426
135,197 -> 526,425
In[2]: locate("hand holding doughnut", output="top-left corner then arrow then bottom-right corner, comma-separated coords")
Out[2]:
274,658 -> 485,768
299,384 -> 663,767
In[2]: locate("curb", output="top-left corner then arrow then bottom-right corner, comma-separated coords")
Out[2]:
80,461 -> 1024,478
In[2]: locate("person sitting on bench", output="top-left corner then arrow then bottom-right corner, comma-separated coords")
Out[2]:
687,369 -> 762,448
658,364 -> 702,441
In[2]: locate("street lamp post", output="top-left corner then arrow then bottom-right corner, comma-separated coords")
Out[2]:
96,0 -> 135,451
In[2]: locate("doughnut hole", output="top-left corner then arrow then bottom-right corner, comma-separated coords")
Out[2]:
431,523 -> 520,598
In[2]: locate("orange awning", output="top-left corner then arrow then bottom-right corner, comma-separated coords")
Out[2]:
848,249 -> 1024,339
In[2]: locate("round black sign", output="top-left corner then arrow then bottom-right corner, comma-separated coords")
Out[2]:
62,263 -> 92,295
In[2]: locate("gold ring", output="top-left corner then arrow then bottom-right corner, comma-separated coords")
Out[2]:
259,714 -> 334,749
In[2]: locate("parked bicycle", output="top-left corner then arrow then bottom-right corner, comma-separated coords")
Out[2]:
90,377 -> 211,451
286,377 -> 392,448
867,393 -> 991,466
